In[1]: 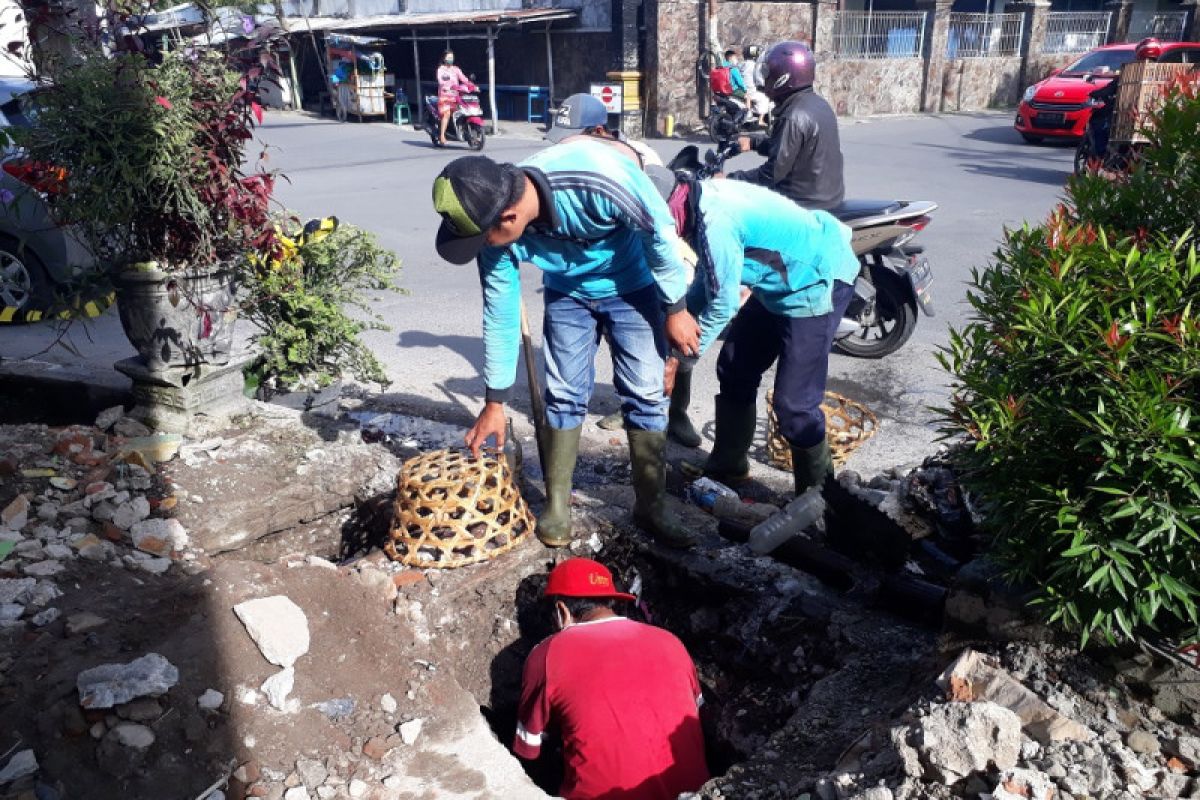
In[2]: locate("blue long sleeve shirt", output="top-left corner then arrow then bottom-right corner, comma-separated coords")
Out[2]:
689,179 -> 860,355
477,139 -> 689,399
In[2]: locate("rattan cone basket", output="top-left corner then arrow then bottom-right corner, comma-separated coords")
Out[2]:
386,449 -> 535,568
766,390 -> 878,471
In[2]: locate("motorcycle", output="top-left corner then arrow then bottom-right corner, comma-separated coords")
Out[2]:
669,118 -> 936,359
707,94 -> 769,143
423,86 -> 486,151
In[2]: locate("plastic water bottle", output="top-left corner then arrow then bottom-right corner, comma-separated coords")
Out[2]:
747,488 -> 825,555
686,477 -> 738,511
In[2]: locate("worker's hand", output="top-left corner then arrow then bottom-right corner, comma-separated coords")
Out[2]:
738,136 -> 752,153
664,356 -> 680,397
465,401 -> 507,459
665,310 -> 700,358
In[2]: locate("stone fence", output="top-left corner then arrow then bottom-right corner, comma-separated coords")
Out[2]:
643,0 -> 1200,135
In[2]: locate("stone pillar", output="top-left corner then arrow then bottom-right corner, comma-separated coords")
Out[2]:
1007,0 -> 1051,92
1183,0 -> 1200,43
917,0 -> 953,112
609,0 -> 643,137
1104,0 -> 1133,44
607,70 -> 644,138
812,0 -> 838,57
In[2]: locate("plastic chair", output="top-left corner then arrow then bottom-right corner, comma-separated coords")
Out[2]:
393,88 -> 411,125
527,86 -> 548,124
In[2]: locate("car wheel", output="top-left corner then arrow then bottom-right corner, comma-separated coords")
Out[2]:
1021,133 -> 1044,144
0,236 -> 53,316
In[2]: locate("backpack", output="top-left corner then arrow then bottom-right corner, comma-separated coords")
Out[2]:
709,66 -> 734,97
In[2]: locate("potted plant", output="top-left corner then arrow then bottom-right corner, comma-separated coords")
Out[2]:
240,215 -> 402,408
15,42 -> 280,371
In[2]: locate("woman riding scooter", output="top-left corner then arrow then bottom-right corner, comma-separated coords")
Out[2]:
436,51 -> 476,147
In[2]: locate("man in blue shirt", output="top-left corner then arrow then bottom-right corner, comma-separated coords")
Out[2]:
664,173 -> 858,493
431,146 -> 700,549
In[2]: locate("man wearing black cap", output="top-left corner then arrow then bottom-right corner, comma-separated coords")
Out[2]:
431,142 -> 700,549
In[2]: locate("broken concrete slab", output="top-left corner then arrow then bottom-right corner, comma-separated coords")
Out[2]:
172,410 -> 400,554
912,701 -> 1021,782
77,653 -> 180,709
233,595 -> 310,668
936,649 -> 1094,744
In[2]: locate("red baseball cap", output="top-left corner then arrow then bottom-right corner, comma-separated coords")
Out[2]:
544,558 -> 636,602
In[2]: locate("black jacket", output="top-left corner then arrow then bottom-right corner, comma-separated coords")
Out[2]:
729,88 -> 845,211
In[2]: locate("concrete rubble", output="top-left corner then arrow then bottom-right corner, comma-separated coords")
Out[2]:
1,404 -> 1198,800
233,595 -> 311,668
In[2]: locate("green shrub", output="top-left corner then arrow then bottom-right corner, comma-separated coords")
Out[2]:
940,79 -> 1200,647
241,219 -> 402,394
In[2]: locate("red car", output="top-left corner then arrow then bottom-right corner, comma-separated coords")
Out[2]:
1014,41 -> 1200,143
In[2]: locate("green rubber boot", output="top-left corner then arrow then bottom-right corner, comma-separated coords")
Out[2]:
701,395 -> 757,482
536,425 -> 582,547
627,429 -> 696,549
667,368 -> 702,448
791,439 -> 834,495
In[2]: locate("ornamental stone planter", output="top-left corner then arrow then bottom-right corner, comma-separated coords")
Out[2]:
115,262 -> 238,373
113,262 -> 248,433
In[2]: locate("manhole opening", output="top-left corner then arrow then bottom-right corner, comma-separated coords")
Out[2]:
460,543 -> 840,796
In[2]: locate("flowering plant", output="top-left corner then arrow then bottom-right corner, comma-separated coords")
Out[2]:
14,40 -> 281,272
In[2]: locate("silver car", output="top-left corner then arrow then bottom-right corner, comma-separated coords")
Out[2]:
0,77 -> 95,321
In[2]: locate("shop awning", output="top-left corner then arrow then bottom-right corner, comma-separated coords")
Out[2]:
288,7 -> 577,33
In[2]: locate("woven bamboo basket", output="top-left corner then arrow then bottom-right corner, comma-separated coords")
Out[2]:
766,390 -> 878,471
1111,62 -> 1196,144
386,449 -> 534,568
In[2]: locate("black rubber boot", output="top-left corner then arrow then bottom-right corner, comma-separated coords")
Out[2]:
700,395 -> 757,482
667,368 -> 702,448
790,439 -> 834,495
536,426 -> 582,547
627,429 -> 696,549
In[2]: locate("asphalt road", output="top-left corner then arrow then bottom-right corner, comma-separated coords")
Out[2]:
0,109 -> 1076,475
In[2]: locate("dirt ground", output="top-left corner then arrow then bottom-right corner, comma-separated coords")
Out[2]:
1,401 -> 1198,800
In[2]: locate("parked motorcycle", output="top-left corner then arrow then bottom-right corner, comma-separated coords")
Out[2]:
669,122 -> 936,359
423,87 -> 486,151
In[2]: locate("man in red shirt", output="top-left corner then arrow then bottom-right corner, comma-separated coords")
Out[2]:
514,558 -> 709,800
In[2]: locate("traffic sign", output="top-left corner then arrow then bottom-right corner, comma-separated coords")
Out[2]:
589,83 -> 622,113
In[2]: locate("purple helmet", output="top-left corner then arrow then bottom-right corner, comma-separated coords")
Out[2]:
757,41 -> 816,102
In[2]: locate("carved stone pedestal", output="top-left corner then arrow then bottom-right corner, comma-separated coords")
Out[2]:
115,355 -> 251,434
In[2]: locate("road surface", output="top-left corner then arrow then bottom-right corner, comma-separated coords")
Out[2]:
0,110 -> 1075,476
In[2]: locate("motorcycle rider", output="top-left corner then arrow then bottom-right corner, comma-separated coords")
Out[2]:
728,40 -> 845,212
546,92 -> 664,169
436,50 -> 476,147
740,44 -> 771,125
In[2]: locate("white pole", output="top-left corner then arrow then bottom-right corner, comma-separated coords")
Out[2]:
412,30 -> 423,126
545,24 -> 554,110
487,26 -> 498,135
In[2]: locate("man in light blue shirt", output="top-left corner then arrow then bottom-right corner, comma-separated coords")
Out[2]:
666,174 -> 859,493
431,146 -> 700,549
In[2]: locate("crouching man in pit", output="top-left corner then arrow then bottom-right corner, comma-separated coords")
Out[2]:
514,558 -> 709,800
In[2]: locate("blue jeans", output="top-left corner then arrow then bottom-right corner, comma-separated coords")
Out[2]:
716,280 -> 854,448
542,284 -> 668,432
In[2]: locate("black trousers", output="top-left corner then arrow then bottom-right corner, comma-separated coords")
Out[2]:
715,280 -> 854,449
